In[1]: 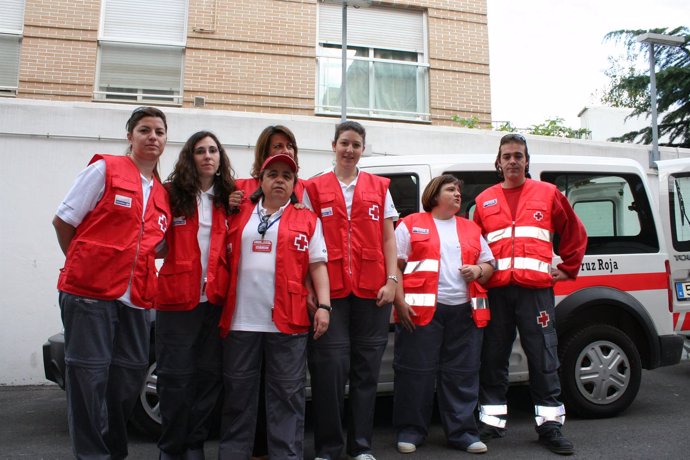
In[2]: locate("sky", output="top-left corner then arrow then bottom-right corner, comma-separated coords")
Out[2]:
486,0 -> 690,129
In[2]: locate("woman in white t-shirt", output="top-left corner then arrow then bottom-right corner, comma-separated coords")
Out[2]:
392,174 -> 495,455
155,131 -> 235,459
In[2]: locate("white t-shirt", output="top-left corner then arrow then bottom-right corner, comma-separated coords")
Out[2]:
231,200 -> 328,333
196,187 -> 215,303
302,169 -> 398,220
395,217 -> 494,305
56,159 -> 157,309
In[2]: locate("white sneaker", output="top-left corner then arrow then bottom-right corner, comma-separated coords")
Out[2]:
466,441 -> 488,454
397,442 -> 416,453
350,454 -> 377,460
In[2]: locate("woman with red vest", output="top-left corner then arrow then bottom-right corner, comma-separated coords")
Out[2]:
52,106 -> 171,459
232,125 -> 305,203
304,120 -> 399,460
392,174 -> 495,455
218,154 -> 331,459
229,125 -> 307,460
155,131 -> 235,460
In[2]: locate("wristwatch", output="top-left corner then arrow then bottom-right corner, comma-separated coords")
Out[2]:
317,304 -> 332,312
387,274 -> 399,284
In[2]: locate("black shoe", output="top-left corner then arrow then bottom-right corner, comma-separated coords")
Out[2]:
538,428 -> 574,455
479,423 -> 506,442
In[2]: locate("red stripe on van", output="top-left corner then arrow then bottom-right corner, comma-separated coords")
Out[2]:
673,312 -> 690,332
554,272 -> 668,296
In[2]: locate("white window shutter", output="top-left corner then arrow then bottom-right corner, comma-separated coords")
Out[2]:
0,35 -> 21,90
101,0 -> 188,46
98,42 -> 183,91
0,0 -> 26,34
319,3 -> 424,53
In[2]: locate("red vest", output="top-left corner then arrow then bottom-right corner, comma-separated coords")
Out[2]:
399,212 -> 482,326
156,203 -> 230,311
304,171 -> 389,299
219,201 -> 317,336
474,179 -> 555,288
57,154 -> 171,308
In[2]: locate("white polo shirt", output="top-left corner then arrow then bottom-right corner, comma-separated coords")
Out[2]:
56,159 -> 156,309
395,217 -> 494,305
231,200 -> 328,332
302,169 -> 398,220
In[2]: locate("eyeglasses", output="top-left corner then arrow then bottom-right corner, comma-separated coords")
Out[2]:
500,133 -> 527,145
257,214 -> 270,237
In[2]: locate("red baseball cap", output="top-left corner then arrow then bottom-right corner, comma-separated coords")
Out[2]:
260,153 -> 297,173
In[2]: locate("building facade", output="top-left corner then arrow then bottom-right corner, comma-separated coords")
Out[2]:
5,0 -> 491,126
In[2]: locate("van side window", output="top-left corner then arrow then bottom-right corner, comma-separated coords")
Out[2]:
668,173 -> 690,252
445,171 -> 501,218
542,172 -> 659,255
383,173 -> 420,219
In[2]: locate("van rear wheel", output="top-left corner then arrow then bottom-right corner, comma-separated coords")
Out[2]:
559,325 -> 641,418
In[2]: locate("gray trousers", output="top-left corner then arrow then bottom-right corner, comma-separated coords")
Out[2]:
479,285 -> 562,432
307,295 -> 391,459
59,292 -> 151,460
393,302 -> 482,450
219,331 -> 308,460
156,302 -> 223,459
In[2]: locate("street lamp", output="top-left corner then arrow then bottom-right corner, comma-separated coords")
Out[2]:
321,0 -> 372,122
636,32 -> 685,166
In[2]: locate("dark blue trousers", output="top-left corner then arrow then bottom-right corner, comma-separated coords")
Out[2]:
307,295 -> 391,459
219,331 -> 307,460
156,302 -> 222,459
59,292 -> 150,460
393,302 -> 483,450
479,285 -> 562,432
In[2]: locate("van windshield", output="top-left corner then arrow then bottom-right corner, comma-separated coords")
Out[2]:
669,173 -> 690,252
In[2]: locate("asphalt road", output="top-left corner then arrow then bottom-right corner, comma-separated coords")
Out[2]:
2,360 -> 690,459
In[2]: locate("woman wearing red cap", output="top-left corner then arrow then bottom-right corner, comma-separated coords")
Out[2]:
218,154 -> 330,459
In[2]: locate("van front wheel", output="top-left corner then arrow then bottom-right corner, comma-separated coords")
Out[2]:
559,325 -> 641,418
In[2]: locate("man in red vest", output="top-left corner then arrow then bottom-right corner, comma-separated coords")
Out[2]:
473,134 -> 587,456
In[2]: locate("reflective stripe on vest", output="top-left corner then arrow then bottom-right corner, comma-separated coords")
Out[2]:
496,257 -> 551,274
404,293 -> 437,307
403,258 -> 440,275
486,225 -> 552,243
535,404 -> 566,426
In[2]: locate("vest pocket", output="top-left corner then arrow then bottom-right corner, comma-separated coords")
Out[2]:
326,247 -> 345,291
66,240 -> 130,297
358,247 -> 383,291
287,280 -> 310,327
157,260 -> 194,307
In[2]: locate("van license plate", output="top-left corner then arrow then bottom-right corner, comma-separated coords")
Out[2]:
675,282 -> 690,300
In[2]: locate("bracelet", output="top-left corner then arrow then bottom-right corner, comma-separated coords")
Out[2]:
387,274 -> 399,284
477,264 -> 483,279
317,304 -> 332,312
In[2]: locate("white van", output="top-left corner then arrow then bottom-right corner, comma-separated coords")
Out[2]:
359,152 -> 687,419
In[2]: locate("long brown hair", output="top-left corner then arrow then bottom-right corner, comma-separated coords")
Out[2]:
250,125 -> 299,179
166,131 -> 235,217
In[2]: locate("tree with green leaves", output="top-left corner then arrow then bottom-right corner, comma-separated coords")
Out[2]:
601,26 -> 689,148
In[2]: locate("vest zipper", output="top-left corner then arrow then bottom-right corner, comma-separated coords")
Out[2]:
128,215 -> 146,293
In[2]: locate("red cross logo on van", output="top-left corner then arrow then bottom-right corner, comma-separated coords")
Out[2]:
533,211 -> 544,222
369,204 -> 380,221
537,310 -> 550,328
294,234 -> 308,252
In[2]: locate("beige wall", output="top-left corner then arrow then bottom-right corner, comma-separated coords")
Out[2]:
16,0 -> 491,125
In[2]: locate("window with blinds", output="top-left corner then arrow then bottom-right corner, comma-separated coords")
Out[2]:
316,3 -> 430,121
95,0 -> 188,104
0,0 -> 26,96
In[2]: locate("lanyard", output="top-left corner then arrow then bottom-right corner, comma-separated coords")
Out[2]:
257,207 -> 282,239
